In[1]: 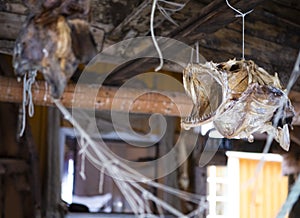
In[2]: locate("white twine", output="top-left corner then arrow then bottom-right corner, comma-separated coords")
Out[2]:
151,0 -> 164,72
196,41 -> 199,63
286,50 -> 300,93
189,42 -> 200,64
150,0 -> 186,71
225,0 -> 253,60
156,203 -> 165,218
19,70 -> 37,136
156,0 -> 185,26
78,137 -> 90,180
98,166 -> 105,193
277,173 -> 300,218
190,46 -> 194,63
98,160 -> 115,193
79,152 -> 86,180
52,98 -> 205,217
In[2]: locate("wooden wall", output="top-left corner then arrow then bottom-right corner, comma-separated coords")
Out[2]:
227,152 -> 288,218
239,159 -> 288,218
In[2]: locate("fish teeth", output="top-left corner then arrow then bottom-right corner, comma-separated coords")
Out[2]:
183,111 -> 215,125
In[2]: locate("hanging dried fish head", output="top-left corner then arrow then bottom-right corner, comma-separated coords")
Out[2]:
182,59 -> 295,150
13,0 -> 97,99
14,15 -> 77,99
182,62 -> 226,127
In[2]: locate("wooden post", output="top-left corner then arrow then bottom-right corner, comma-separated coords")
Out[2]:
159,116 -> 182,210
45,107 -> 62,218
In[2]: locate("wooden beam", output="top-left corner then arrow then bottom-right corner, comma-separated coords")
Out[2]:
0,76 -> 193,116
1,75 -> 300,122
104,0 -> 267,84
108,0 -> 191,42
0,40 -> 15,55
170,0 -> 266,41
0,11 -> 25,40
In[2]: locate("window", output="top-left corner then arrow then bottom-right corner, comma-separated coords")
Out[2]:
207,165 -> 228,218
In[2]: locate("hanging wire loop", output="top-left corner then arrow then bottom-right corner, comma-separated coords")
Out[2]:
225,0 -> 253,60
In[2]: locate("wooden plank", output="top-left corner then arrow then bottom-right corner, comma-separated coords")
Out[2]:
0,11 -> 25,40
108,0 -> 151,41
0,2 -> 27,14
0,40 -> 15,55
1,75 -> 300,123
0,76 -> 193,117
108,0 -> 197,42
104,0 -> 266,84
170,0 -> 266,41
238,158 -> 288,218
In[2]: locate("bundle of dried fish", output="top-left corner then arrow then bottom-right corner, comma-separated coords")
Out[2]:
182,59 -> 295,150
13,0 -> 97,99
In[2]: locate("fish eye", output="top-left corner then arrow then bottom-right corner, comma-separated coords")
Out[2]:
270,87 -> 283,97
229,64 -> 239,72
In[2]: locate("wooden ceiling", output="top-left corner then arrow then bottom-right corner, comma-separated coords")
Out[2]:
0,0 -> 299,121
0,0 -> 299,87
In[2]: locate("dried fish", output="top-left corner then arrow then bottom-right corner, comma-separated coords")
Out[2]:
182,59 -> 295,150
13,0 -> 97,99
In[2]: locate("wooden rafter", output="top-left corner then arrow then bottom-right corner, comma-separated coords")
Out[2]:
1,76 -> 300,126
0,76 -> 192,117
104,0 -> 268,84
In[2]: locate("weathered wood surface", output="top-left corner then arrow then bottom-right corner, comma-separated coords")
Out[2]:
2,75 -> 300,127
0,0 -> 299,119
0,76 -> 193,116
0,0 -> 299,89
45,107 -> 62,218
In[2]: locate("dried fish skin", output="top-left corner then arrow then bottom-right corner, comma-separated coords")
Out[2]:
214,84 -> 290,141
182,59 -> 295,150
182,62 -> 226,129
13,15 -> 78,99
13,0 -> 97,99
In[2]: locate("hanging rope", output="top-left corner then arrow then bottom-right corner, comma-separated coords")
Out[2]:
277,173 -> 300,218
196,41 -> 200,63
225,0 -> 253,60
19,70 -> 37,136
53,98 -> 205,217
150,0 -> 163,72
150,0 -> 186,71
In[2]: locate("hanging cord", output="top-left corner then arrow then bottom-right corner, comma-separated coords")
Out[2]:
195,41 -> 199,63
53,99 -> 204,217
156,0 -> 185,26
150,0 -> 186,71
277,173 -> 300,218
78,137 -> 90,180
225,0 -> 253,60
189,41 -> 200,64
285,50 -> 300,93
19,70 -> 37,136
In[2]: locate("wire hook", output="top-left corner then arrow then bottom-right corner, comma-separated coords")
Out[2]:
225,0 -> 253,60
